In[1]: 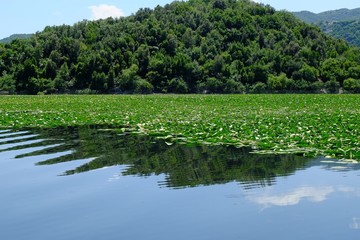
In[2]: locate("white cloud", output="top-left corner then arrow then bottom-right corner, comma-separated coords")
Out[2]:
251,186 -> 334,208
89,4 -> 125,20
350,218 -> 360,230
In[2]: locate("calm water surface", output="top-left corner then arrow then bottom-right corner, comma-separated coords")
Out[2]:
0,127 -> 359,240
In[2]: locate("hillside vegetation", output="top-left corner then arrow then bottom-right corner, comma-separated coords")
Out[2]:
1,0 -> 360,94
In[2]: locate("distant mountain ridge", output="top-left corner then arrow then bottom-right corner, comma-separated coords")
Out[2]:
293,8 -> 360,47
293,8 -> 360,23
0,34 -> 33,44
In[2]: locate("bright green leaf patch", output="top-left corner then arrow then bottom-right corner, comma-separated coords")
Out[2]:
1,94 -> 360,160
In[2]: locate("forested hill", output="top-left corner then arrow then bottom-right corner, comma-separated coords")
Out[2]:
1,0 -> 360,94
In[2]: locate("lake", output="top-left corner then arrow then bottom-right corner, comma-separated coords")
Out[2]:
0,127 -> 359,240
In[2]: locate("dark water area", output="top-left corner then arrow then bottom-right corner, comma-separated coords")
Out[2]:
0,127 -> 359,240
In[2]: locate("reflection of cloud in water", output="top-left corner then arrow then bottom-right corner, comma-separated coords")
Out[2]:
337,186 -> 360,197
350,218 -> 360,230
252,186 -> 334,207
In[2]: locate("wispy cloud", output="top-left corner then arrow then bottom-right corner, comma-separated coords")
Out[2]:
89,4 -> 125,20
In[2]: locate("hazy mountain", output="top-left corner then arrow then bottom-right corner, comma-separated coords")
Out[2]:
293,8 -> 360,24
318,20 -> 360,47
0,34 -> 33,44
293,8 -> 360,47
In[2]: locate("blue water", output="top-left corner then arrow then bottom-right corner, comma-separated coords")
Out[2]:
0,128 -> 359,240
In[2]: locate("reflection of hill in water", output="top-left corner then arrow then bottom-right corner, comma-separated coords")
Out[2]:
1,127 -> 357,189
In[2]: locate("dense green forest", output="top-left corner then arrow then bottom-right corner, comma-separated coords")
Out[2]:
1,0 -> 360,94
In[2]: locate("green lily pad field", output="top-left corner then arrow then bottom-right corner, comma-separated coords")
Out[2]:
1,94 -> 360,160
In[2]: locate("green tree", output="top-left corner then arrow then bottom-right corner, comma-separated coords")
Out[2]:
324,78 -> 340,93
116,64 -> 141,92
223,79 -> 245,93
198,77 -> 224,93
42,59 -> 57,80
292,64 -> 319,82
343,78 -> 360,93
249,82 -> 267,93
320,58 -> 345,82
54,63 -> 71,92
168,77 -> 189,93
29,77 -> 55,94
0,72 -> 15,93
134,79 -> 154,94
268,73 -> 291,91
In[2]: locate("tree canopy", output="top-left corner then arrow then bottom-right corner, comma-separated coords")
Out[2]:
1,0 -> 360,94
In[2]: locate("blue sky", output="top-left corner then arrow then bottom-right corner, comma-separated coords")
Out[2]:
1,0 -> 359,39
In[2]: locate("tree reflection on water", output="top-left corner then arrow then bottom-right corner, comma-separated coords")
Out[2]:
0,127 -> 313,189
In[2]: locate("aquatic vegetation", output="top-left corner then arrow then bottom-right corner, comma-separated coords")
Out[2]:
1,94 -> 360,160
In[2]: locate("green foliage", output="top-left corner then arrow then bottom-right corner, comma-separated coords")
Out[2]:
1,0 -> 360,94
29,77 -> 55,94
116,64 -> 140,92
292,64 -> 319,82
134,79 -> 154,94
54,63 -> 71,92
168,78 -> 189,93
249,82 -> 267,93
200,77 -> 224,93
267,73 -> 291,91
0,72 -> 16,93
223,79 -> 245,93
309,81 -> 325,93
320,58 -> 345,82
343,78 -> 360,93
324,79 -> 340,93
75,88 -> 99,94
